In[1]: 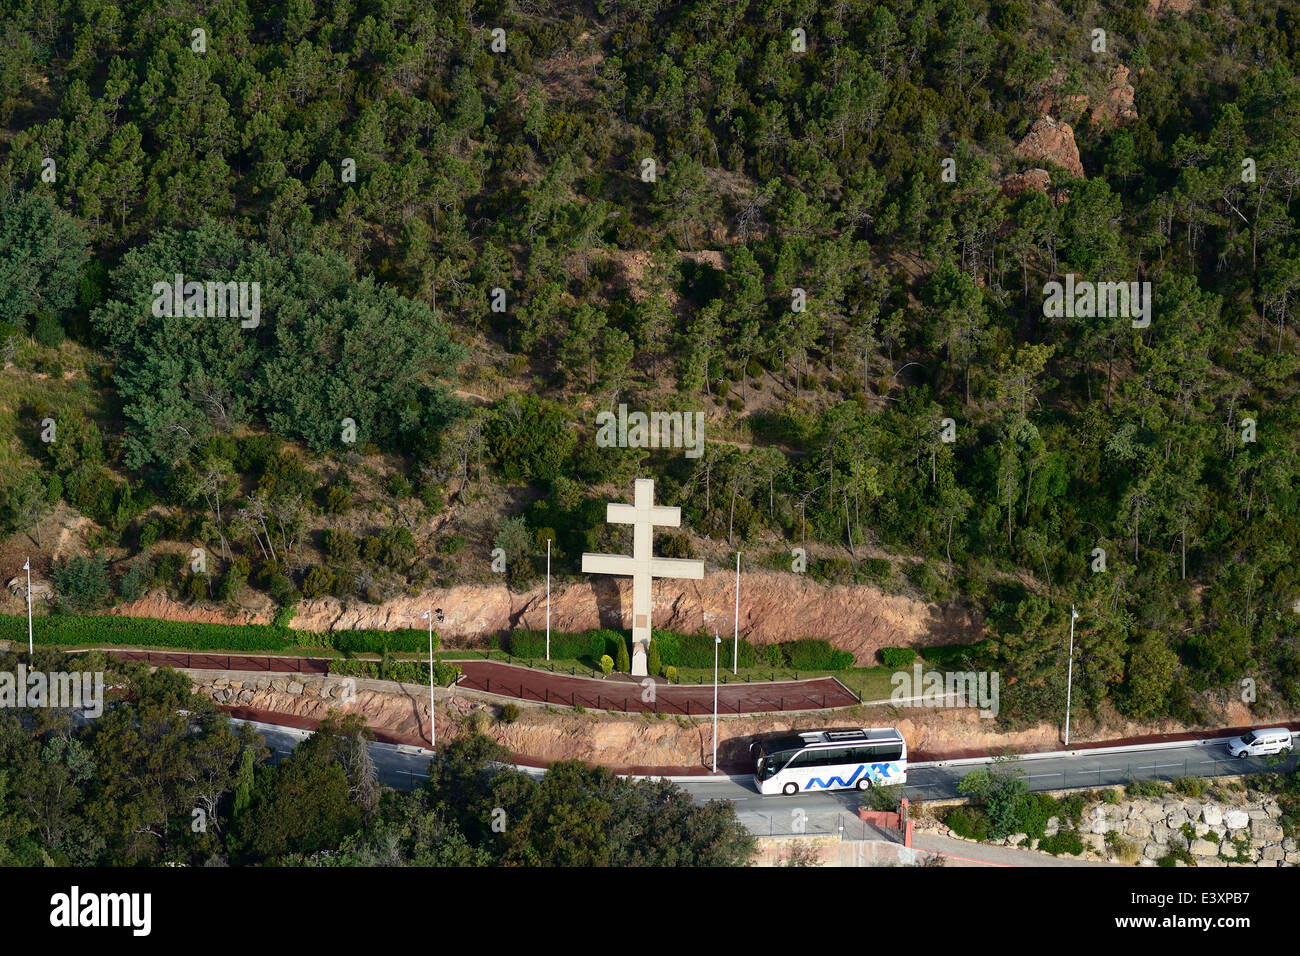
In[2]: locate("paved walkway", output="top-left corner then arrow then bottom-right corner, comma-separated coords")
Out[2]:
98,649 -> 859,717
456,659 -> 858,715
909,831 -> 1117,867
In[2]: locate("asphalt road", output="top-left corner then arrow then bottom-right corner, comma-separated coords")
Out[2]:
234,719 -> 1298,840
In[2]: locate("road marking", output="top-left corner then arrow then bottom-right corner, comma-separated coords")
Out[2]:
395,770 -> 429,777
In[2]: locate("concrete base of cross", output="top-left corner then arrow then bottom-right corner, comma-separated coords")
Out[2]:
631,641 -> 648,677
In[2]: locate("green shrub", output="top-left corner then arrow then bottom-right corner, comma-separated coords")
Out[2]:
323,485 -> 352,515
828,650 -> 855,670
1158,846 -> 1195,867
52,554 -> 110,611
500,702 -> 520,724
1173,776 -> 1209,798
300,566 -> 334,599
33,313 -> 65,348
784,639 -> 837,670
880,647 -> 917,669
117,556 -> 153,602
944,805 -> 990,841
1100,788 -> 1122,805
646,638 -> 661,676
1038,829 -> 1084,856
655,630 -> 757,669
763,644 -> 784,668
861,557 -> 892,581
615,635 -> 630,672
664,665 -> 676,682
182,572 -> 208,602
1127,778 -> 1167,799
600,654 -> 613,675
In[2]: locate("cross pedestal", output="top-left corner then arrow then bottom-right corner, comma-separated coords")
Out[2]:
581,479 -> 705,676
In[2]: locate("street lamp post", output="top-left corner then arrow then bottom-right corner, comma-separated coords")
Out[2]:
732,551 -> 740,676
422,607 -> 444,749
1065,605 -> 1078,747
712,631 -> 722,773
23,558 -> 32,657
545,538 -> 551,661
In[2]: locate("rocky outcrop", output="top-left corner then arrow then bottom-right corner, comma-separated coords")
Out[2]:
1148,0 -> 1197,15
1000,168 -> 1052,199
925,789 -> 1298,867
110,593 -> 268,626
290,570 -> 983,663
1090,65 -> 1137,129
1031,64 -> 1138,130
1014,117 -> 1085,178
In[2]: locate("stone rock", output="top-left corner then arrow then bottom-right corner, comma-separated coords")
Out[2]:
1202,805 -> 1223,826
1007,833 -> 1027,846
1139,804 -> 1166,823
1189,838 -> 1219,857
1150,825 -> 1172,845
1166,808 -> 1189,828
1082,832 -> 1105,853
271,679 -> 287,693
1261,845 -> 1285,862
1251,820 -> 1284,842
1285,851 -> 1300,864
287,681 -> 303,695
1089,65 -> 1138,128
1193,822 -> 1209,838
1126,820 -> 1152,840
1014,117 -> 1085,179
1000,168 -> 1052,199
237,689 -> 254,704
1224,810 -> 1249,830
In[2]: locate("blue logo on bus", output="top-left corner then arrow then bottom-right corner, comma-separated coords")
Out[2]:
804,763 -> 897,790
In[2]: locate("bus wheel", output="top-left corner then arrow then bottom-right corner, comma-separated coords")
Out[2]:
782,783 -> 799,796
856,778 -> 871,791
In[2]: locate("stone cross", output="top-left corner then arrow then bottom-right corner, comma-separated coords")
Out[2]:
581,478 -> 704,676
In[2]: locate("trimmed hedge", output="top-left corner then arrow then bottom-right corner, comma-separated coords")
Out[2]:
0,614 -> 437,656
880,647 -> 917,668
506,628 -> 621,661
653,630 -> 759,669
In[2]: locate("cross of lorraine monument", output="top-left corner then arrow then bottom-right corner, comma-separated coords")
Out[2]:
582,478 -> 705,677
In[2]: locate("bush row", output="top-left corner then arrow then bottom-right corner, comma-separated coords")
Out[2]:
504,628 -> 854,671
0,615 -> 439,656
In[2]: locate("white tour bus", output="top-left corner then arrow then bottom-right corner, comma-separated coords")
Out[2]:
751,727 -> 907,795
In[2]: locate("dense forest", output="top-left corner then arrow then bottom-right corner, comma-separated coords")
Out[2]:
2,0 -> 1300,730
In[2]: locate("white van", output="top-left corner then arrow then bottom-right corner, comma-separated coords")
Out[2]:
1226,728 -> 1293,758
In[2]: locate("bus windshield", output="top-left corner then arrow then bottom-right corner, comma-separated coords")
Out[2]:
755,750 -> 794,781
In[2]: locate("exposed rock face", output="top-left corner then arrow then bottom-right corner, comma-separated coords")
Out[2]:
1015,117 -> 1085,178
109,593 -> 268,626
1000,168 -> 1052,199
6,576 -> 52,600
290,570 -> 983,662
1090,65 -> 1137,129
